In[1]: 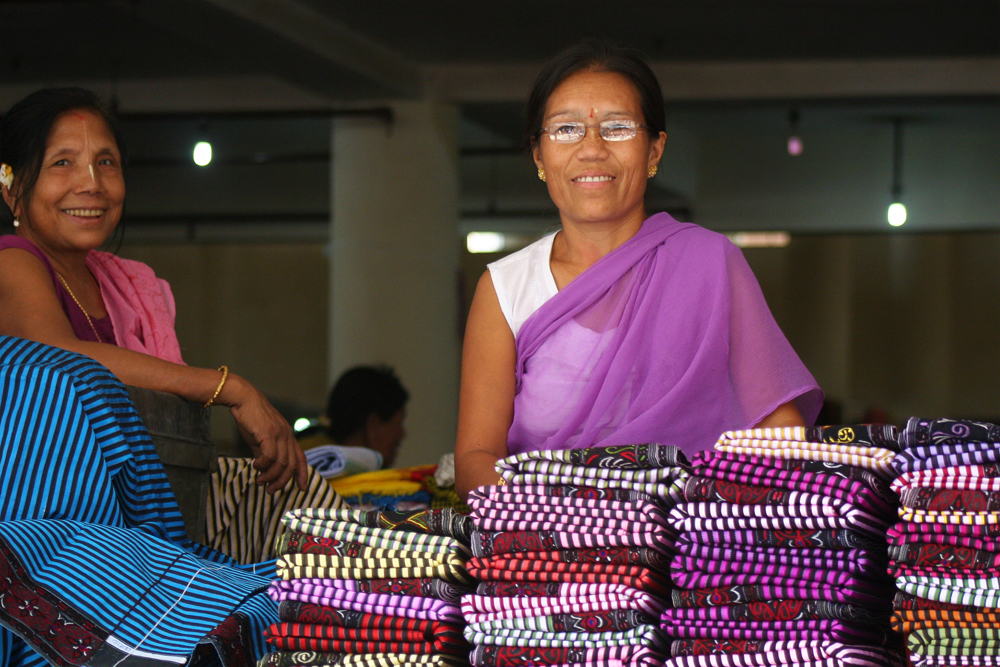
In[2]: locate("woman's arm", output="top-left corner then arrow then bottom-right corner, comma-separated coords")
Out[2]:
455,271 -> 517,501
0,248 -> 308,493
755,400 -> 806,428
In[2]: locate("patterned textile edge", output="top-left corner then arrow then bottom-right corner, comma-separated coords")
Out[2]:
901,418 -> 1000,450
191,614 -> 257,667
501,442 -> 689,471
0,535 -> 110,667
0,534 -> 257,667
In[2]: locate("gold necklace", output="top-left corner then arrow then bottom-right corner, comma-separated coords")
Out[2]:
56,273 -> 103,343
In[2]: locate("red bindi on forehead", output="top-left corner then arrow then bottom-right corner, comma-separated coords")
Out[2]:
68,112 -> 86,120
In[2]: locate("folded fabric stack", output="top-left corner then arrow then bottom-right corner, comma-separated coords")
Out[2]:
262,507 -> 476,667
330,465 -> 437,511
462,443 -> 689,667
890,416 -> 1000,666
304,444 -> 384,480
662,425 -> 906,667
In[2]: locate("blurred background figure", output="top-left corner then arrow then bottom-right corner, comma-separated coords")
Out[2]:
298,365 -> 409,474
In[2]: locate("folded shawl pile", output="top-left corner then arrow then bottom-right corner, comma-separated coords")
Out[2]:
889,417 -> 1000,664
262,507 -> 475,667
661,425 -> 906,666
464,443 -> 689,667
328,467 -> 438,512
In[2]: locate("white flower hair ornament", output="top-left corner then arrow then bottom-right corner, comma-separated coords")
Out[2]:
0,164 -> 12,190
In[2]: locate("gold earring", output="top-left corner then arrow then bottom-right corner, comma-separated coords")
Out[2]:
647,165 -> 658,178
537,168 -> 546,182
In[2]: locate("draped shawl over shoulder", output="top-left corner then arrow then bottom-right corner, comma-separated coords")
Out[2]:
0,235 -> 184,364
509,212 -> 822,458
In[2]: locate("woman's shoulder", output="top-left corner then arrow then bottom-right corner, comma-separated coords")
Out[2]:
488,231 -> 557,273
657,218 -> 739,260
0,235 -> 57,276
0,234 -> 46,258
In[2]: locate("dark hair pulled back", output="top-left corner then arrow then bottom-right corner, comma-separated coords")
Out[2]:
0,87 -> 127,228
325,365 -> 409,442
524,39 -> 665,149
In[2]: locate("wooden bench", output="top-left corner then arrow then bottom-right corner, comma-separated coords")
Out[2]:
127,386 -> 217,541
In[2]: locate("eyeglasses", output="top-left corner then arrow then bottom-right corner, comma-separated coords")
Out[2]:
541,119 -> 648,143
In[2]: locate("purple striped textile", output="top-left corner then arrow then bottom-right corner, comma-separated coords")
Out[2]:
691,452 -> 895,514
471,526 -> 676,554
890,562 -> 1000,580
888,520 -> 1000,545
895,440 -> 1000,474
677,528 -> 882,551
470,643 -> 664,667
668,501 -> 887,536
892,464 -> 1000,494
889,533 -> 1000,556
672,581 -> 893,609
666,639 -> 904,667
267,579 -> 462,622
683,477 -> 854,510
673,544 -> 884,578
472,483 -> 658,503
659,618 -> 882,643
662,600 -> 878,625
462,585 -> 667,623
467,486 -> 670,532
672,568 -> 875,591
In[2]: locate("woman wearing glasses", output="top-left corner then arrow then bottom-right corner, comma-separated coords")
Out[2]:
455,40 -> 822,499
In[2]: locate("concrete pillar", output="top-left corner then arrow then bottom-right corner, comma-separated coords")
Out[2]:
330,101 -> 461,468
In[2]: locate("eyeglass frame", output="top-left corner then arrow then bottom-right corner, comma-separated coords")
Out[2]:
539,119 -> 650,143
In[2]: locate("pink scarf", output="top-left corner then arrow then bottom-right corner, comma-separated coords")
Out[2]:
87,251 -> 186,364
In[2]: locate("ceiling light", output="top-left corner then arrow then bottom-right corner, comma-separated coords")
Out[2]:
888,202 -> 907,226
727,232 -> 791,248
888,118 -> 906,227
467,232 -> 505,253
787,109 -> 803,156
193,141 -> 212,167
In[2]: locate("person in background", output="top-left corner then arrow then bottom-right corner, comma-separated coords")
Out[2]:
301,365 -> 409,469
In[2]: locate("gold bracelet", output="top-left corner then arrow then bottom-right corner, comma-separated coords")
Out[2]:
204,365 -> 229,408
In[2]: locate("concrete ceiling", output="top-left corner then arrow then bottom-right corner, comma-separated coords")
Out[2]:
2,0 -> 997,235
2,0 -> 998,108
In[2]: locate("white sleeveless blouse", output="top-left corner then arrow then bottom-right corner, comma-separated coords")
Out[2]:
487,232 -> 559,338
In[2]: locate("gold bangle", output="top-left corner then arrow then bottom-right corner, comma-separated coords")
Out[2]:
204,366 -> 229,408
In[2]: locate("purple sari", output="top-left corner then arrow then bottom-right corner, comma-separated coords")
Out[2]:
509,213 -> 822,458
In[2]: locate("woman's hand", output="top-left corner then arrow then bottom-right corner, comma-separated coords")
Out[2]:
221,374 -> 309,494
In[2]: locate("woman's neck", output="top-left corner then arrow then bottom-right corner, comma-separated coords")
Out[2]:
550,209 -> 646,289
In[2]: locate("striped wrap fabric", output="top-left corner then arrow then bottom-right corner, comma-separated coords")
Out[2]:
465,443 -> 689,666
263,507 -> 474,666
661,425 -> 907,666
0,336 -> 279,667
889,417 -> 1000,663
